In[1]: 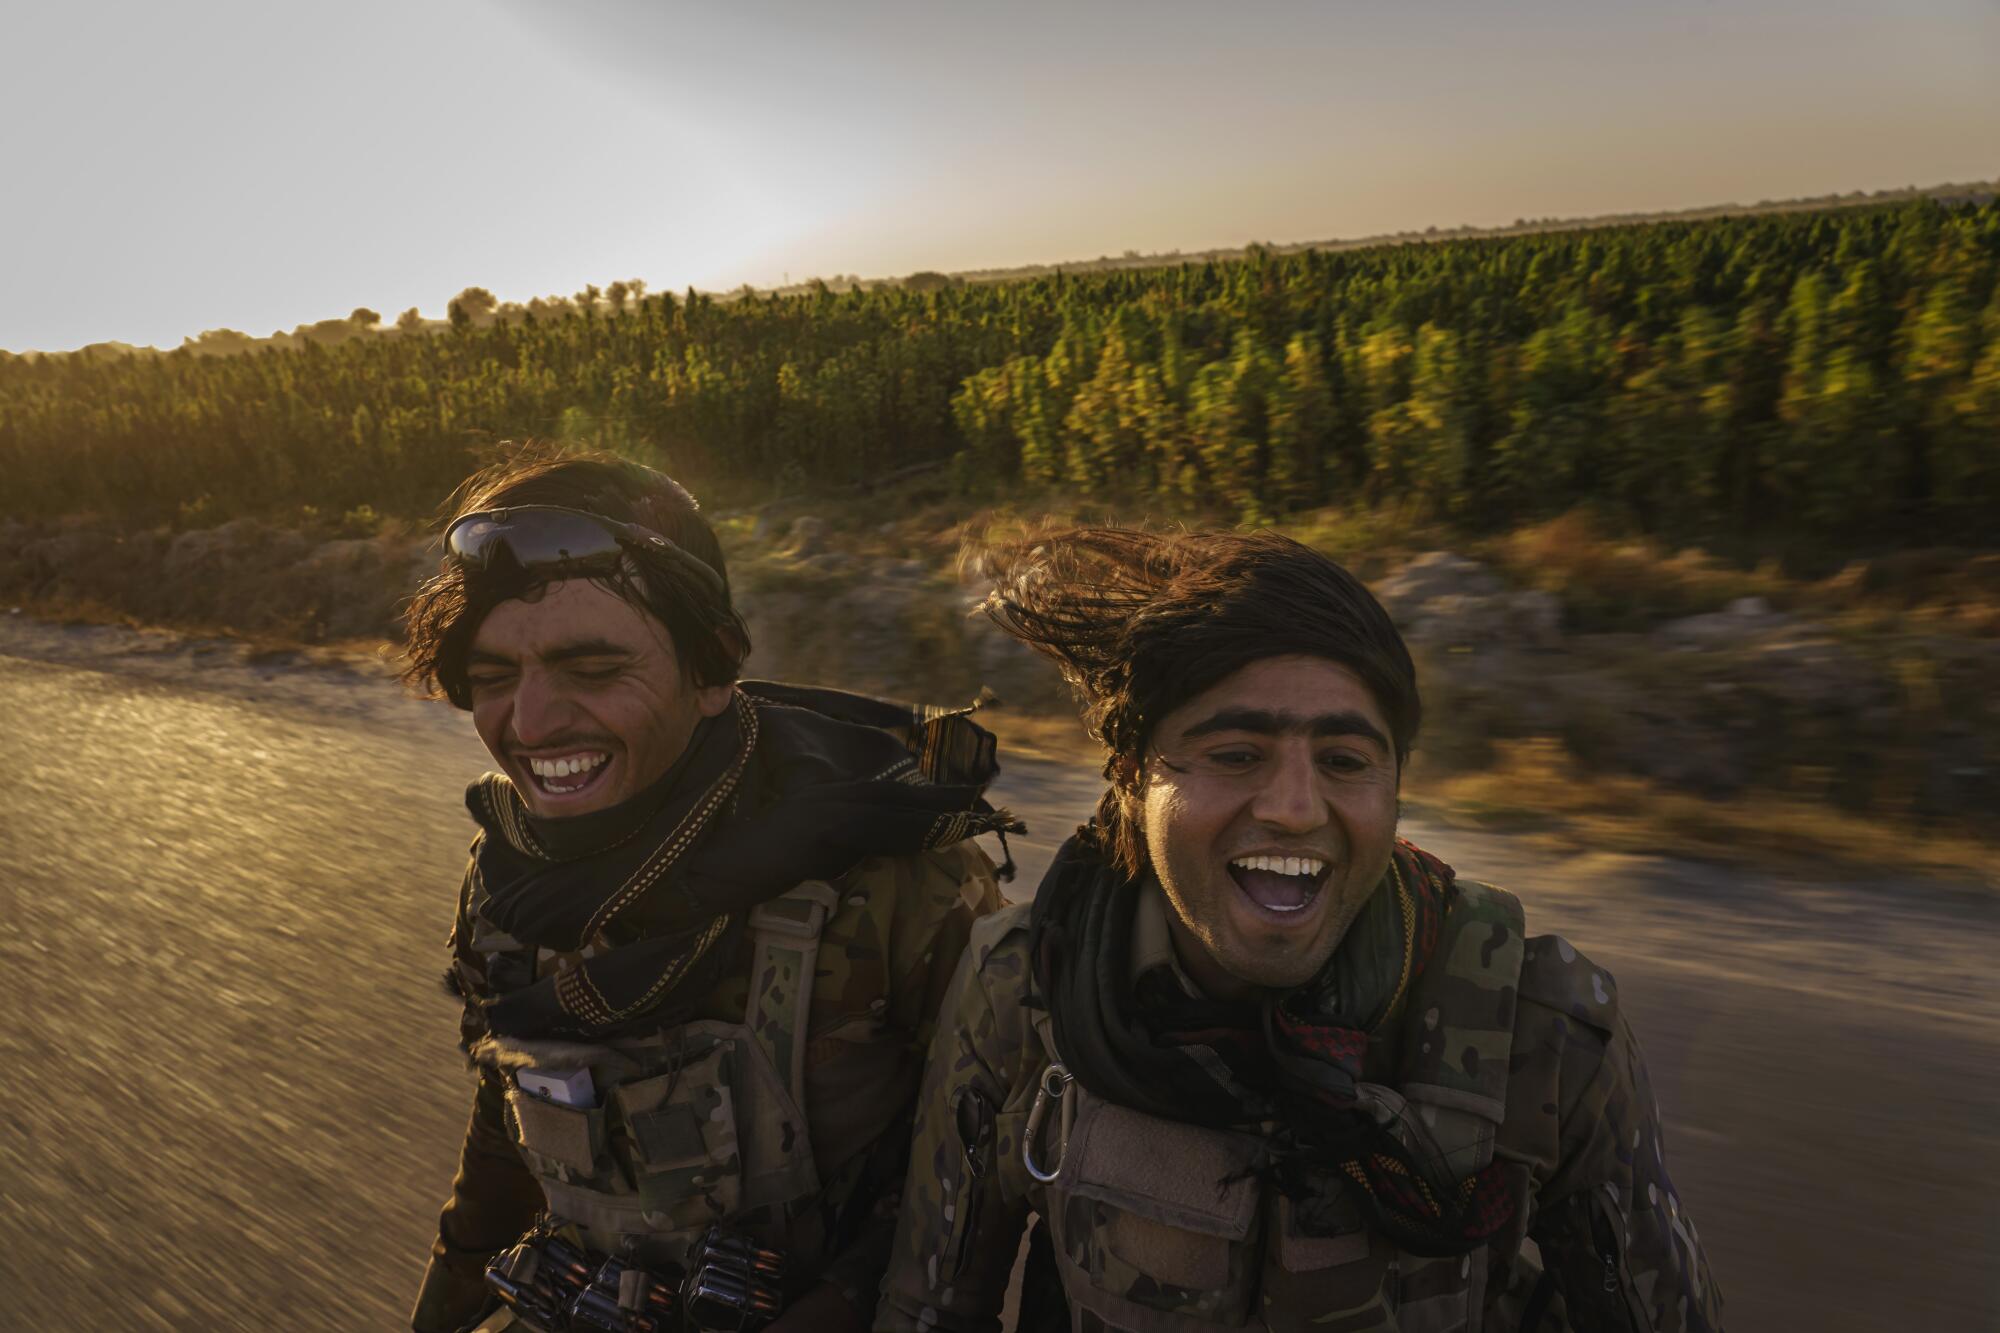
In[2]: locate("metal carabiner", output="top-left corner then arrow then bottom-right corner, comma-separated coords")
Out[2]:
1022,1062 -> 1075,1184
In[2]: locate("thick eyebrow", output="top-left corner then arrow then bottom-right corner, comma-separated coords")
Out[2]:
465,638 -> 638,668
1177,707 -> 1389,750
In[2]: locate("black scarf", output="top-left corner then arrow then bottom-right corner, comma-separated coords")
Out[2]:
459,681 -> 1020,1041
1028,829 -> 1518,1258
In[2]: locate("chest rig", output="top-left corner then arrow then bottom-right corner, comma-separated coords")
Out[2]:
1031,882 -> 1529,1333
465,879 -> 845,1277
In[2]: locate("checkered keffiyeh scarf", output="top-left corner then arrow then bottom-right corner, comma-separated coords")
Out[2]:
1031,832 -> 1520,1258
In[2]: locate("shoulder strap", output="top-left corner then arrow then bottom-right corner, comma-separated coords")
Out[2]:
1393,880 -> 1527,1169
1375,881 -> 1530,1326
744,879 -> 843,1106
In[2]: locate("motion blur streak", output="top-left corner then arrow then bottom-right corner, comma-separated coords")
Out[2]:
0,622 -> 1995,1329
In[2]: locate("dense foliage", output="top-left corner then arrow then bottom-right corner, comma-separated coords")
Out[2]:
4,200 -> 1997,541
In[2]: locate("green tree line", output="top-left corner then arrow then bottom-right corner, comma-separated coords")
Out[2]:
3,200 -> 1997,541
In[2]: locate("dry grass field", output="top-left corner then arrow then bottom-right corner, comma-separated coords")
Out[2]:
6,488 -> 1993,885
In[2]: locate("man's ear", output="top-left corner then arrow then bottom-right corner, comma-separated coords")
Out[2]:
695,681 -> 734,718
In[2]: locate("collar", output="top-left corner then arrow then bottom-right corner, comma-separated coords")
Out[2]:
1129,879 -> 1209,999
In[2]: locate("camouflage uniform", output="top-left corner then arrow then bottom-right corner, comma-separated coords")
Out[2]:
875,879 -> 1722,1333
412,843 -> 1006,1333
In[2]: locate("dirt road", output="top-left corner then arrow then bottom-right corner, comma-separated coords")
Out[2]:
1,620 -> 1994,1331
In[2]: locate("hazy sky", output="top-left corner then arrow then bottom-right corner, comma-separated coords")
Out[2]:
4,0 -> 1995,352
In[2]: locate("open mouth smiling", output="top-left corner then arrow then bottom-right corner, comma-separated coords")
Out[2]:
1226,853 -> 1331,916
520,750 -> 612,799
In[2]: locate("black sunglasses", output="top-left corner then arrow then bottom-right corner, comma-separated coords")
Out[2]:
445,505 -> 726,600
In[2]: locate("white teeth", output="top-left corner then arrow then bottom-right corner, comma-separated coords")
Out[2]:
527,753 -> 607,783
1229,854 -> 1327,878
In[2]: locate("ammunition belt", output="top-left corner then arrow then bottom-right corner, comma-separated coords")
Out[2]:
485,1218 -> 785,1332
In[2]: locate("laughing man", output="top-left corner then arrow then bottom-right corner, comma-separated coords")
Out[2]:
875,529 -> 1721,1333
403,447 -> 1013,1333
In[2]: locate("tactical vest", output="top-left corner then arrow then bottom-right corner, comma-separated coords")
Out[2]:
466,881 -> 844,1282
1030,882 -> 1529,1333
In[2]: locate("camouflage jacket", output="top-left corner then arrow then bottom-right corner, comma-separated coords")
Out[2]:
412,842 -> 1005,1333
874,883 -> 1722,1333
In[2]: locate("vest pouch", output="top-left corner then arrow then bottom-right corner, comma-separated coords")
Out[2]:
1046,1088 -> 1263,1331
507,1088 -> 612,1186
609,1034 -> 744,1230
1258,1196 -> 1397,1333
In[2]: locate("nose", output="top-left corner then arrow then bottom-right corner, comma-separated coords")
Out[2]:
507,668 -> 575,748
1248,740 -> 1328,833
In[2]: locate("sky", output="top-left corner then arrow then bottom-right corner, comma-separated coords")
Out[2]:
2,0 -> 1995,353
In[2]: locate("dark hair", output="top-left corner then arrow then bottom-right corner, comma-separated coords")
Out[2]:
402,443 -> 750,708
978,527 -> 1418,877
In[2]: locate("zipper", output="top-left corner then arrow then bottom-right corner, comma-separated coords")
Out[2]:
1592,1183 -> 1652,1332
940,1084 -> 995,1281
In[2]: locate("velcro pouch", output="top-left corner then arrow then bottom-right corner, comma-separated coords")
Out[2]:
629,1103 -> 708,1164
1260,1194 -> 1395,1322
508,1088 -> 607,1177
1052,1093 -> 1263,1318
608,1037 -> 745,1228
611,1040 -> 738,1174
1060,1097 -> 1262,1241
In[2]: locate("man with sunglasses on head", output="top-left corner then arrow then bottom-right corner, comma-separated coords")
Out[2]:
403,446 -> 1015,1333
875,529 -> 1722,1333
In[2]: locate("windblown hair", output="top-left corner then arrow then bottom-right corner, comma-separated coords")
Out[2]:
979,527 -> 1418,877
402,443 -> 750,708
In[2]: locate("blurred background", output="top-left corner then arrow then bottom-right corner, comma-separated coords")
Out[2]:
1,2 -> 1996,1329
